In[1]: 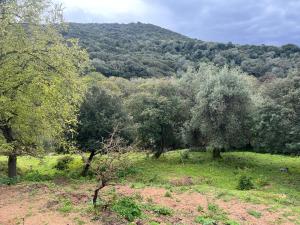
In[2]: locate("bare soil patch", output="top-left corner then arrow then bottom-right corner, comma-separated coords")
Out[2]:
0,183 -> 296,225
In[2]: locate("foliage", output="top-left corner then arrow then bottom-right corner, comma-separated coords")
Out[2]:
149,205 -> 173,216
195,215 -> 216,225
54,156 -> 74,171
23,170 -> 51,182
77,83 -> 129,151
237,175 -> 254,190
0,176 -> 20,185
58,198 -> 73,213
252,73 -> 300,154
126,78 -> 187,157
247,210 -> 262,218
64,23 -> 300,79
182,64 -> 254,157
0,0 -> 89,177
112,197 -> 141,222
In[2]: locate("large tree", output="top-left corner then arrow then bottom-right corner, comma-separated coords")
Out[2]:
0,0 -> 89,177
183,64 -> 254,158
252,72 -> 300,154
126,78 -> 187,158
77,80 -> 129,176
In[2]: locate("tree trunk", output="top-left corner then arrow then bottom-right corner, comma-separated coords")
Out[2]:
154,126 -> 165,158
81,150 -> 95,177
212,149 -> 222,159
154,149 -> 163,158
93,180 -> 105,206
8,154 -> 17,178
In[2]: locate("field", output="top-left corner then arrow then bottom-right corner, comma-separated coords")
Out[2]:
0,151 -> 299,225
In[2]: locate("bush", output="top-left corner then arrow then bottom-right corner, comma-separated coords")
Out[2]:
117,166 -> 140,179
24,170 -> 51,182
112,197 -> 141,222
0,176 -> 20,185
151,205 -> 173,216
207,203 -> 219,212
54,156 -> 74,171
237,175 -> 254,190
180,150 -> 190,162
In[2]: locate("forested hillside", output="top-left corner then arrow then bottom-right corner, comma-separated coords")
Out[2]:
64,22 -> 300,78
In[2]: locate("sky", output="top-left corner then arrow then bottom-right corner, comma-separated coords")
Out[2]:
56,0 -> 300,46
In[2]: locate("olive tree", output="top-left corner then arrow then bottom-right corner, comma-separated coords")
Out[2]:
183,64 -> 254,158
0,0 -> 89,177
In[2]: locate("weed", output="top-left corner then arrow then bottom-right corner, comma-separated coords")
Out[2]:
151,205 -> 173,216
24,170 -> 51,182
164,191 -> 172,198
237,175 -> 254,190
195,215 -> 216,225
207,203 -> 219,212
112,197 -> 141,222
117,166 -> 140,179
197,205 -> 204,212
0,176 -> 20,185
247,209 -> 262,218
58,199 -> 73,213
149,222 -> 160,225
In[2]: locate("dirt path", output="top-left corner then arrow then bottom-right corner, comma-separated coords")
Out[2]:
0,183 -> 296,225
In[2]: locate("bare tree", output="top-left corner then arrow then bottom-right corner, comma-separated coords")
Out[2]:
91,130 -> 132,206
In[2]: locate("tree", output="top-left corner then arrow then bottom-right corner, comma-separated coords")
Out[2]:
77,81 -> 129,176
183,64 -> 254,158
126,78 -> 186,158
92,131 -> 131,206
252,73 -> 300,154
0,0 -> 89,177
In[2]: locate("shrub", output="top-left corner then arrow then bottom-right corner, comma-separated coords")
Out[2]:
112,197 -> 141,222
180,150 -> 190,163
207,203 -> 219,212
237,175 -> 254,190
0,176 -> 20,185
151,205 -> 173,216
54,156 -> 74,171
24,170 -> 51,182
117,166 -> 140,179
195,215 -> 216,225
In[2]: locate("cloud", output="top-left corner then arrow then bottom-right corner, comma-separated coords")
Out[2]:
56,0 -> 300,45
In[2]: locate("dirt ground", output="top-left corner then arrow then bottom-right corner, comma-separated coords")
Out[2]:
0,182 -> 296,225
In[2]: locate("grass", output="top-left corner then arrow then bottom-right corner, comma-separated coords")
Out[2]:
247,209 -> 262,218
0,150 -> 299,220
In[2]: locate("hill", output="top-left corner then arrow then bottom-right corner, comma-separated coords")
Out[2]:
64,22 -> 300,78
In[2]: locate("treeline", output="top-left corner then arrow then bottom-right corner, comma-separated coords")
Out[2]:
64,23 -> 300,79
74,64 -> 300,163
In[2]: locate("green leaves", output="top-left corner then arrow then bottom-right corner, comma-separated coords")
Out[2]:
0,0 -> 89,156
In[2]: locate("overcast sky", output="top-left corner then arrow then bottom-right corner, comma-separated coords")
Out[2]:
56,0 -> 300,46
